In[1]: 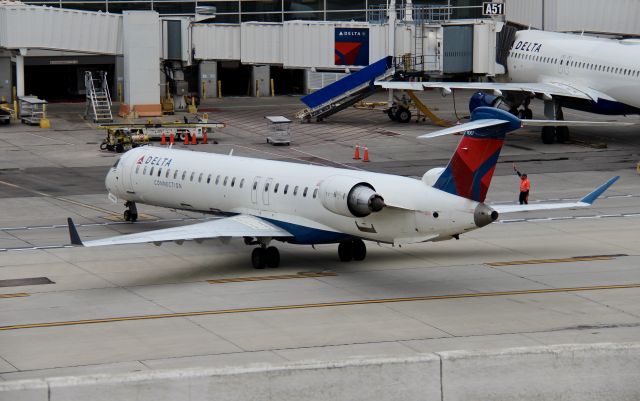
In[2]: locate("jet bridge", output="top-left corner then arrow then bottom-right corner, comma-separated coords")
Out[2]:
296,56 -> 393,122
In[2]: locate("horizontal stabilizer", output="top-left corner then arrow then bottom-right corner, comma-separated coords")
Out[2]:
418,119 -> 510,138
493,176 -> 619,214
521,120 -> 633,127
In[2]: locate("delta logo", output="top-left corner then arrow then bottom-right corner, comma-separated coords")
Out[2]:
335,27 -> 369,66
136,155 -> 173,167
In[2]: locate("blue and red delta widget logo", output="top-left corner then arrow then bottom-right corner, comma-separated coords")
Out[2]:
335,28 -> 369,66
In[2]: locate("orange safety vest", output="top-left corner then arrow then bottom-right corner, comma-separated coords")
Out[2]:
520,177 -> 530,192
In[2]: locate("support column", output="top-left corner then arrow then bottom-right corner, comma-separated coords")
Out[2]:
15,49 -> 26,98
0,51 -> 12,101
251,65 -> 270,97
199,61 -> 217,100
387,0 -> 396,106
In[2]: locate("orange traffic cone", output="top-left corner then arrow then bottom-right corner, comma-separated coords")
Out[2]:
169,133 -> 175,145
161,132 -> 166,145
363,146 -> 370,162
191,132 -> 197,145
202,129 -> 208,144
183,133 -> 189,145
353,144 -> 361,160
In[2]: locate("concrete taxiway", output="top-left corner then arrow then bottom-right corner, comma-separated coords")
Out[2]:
1,92 -> 639,380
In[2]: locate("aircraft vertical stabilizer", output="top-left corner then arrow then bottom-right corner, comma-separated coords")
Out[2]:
432,107 -> 521,202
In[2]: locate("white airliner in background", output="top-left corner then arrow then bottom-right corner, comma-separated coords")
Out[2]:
379,29 -> 640,143
68,107 -> 619,269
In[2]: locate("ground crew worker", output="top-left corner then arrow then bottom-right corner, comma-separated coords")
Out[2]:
513,163 -> 530,204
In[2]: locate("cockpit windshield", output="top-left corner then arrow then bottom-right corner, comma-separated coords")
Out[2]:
112,159 -> 120,169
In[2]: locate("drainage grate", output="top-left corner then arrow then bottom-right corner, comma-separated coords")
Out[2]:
0,277 -> 55,288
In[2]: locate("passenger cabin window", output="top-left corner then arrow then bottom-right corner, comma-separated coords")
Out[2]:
253,181 -> 258,190
224,176 -> 228,186
149,167 -> 154,176
284,184 -> 289,194
174,171 -> 178,179
157,168 -> 162,177
274,183 -> 279,193
189,172 -> 194,182
303,187 -> 308,197
231,177 -> 236,187
240,178 -> 245,188
207,174 -> 212,184
293,186 -> 298,196
313,188 -> 318,199
165,169 -> 170,178
198,173 -> 203,183
143,166 -> 147,175
264,182 -> 269,192
182,171 -> 186,180
216,175 -> 220,185
136,165 -> 140,174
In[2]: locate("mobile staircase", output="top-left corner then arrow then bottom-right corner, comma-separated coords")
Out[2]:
85,71 -> 113,123
296,56 -> 393,122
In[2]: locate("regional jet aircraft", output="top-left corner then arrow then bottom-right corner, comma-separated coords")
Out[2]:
68,107 -> 618,268
378,29 -> 640,143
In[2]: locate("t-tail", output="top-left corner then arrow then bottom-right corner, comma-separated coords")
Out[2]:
432,107 -> 521,202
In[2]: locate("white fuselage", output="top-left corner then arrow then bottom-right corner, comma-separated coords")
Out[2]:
507,30 -> 640,109
106,147 -> 482,245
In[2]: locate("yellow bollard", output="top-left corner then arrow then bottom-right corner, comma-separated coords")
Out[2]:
187,96 -> 197,113
39,104 -> 51,129
117,82 -> 123,102
217,80 -> 222,98
12,86 -> 16,103
13,99 -> 19,120
270,78 -> 275,97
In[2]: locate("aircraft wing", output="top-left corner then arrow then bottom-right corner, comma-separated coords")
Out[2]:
376,81 -> 596,100
67,214 -> 292,247
492,176 -> 619,214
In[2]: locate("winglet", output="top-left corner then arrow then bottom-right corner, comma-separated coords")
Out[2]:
67,218 -> 84,246
580,176 -> 620,204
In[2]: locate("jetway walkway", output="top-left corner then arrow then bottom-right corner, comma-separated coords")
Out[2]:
296,56 -> 393,122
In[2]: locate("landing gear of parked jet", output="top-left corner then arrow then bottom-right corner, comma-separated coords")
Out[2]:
251,245 -> 280,269
542,101 -> 570,144
123,201 -> 138,222
338,239 -> 367,262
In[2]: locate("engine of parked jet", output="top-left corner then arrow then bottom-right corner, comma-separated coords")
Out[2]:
468,91 -> 512,113
319,176 -> 385,218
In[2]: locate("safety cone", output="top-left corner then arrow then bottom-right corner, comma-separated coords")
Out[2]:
161,132 -> 166,145
202,129 -> 208,144
169,133 -> 175,145
363,146 -> 370,162
184,133 -> 189,145
191,132 -> 197,145
353,144 -> 361,160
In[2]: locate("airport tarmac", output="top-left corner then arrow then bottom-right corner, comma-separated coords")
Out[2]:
0,91 -> 639,380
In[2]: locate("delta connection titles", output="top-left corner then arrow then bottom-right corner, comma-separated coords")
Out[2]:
137,154 -> 182,189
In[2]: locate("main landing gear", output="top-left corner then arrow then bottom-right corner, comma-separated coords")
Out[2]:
338,239 -> 367,262
251,246 -> 280,269
541,101 -> 570,144
123,201 -> 138,222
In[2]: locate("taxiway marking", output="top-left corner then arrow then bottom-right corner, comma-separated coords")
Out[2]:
2,283 -> 640,331
0,293 -> 29,299
486,254 -> 626,267
207,272 -> 337,284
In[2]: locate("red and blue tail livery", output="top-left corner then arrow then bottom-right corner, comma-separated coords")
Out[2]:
433,107 -> 521,202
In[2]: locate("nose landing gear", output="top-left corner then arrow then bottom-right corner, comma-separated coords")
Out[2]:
123,201 -> 138,222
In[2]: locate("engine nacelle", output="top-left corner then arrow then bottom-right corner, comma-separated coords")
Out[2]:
422,167 -> 446,186
469,91 -> 512,113
319,176 -> 385,218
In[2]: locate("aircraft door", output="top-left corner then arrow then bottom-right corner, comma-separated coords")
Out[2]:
251,176 -> 261,204
262,178 -> 273,206
121,154 -> 135,194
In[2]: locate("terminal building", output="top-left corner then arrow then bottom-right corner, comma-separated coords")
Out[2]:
0,0 -> 638,116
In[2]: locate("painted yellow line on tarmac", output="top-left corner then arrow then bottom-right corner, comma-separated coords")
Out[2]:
2,283 -> 640,331
0,293 -> 29,299
207,272 -> 337,284
486,254 -> 625,267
